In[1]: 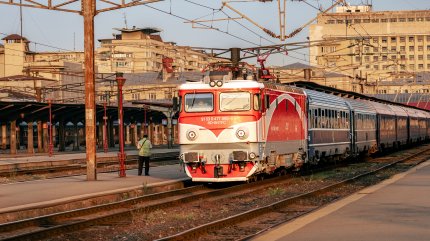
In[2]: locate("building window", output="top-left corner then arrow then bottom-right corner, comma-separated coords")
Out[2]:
363,19 -> 370,23
115,61 -> 129,67
409,55 -> 415,60
373,47 -> 378,52
149,93 -> 156,100
164,91 -> 173,99
373,56 -> 379,61
391,46 -> 396,52
400,37 -> 406,42
327,20 -> 335,24
382,37 -> 387,43
381,19 -> 388,22
409,46 -> 415,51
131,93 -> 140,100
418,55 -> 423,60
418,36 -> 424,42
399,18 -> 406,22
409,64 -> 415,70
409,36 -> 414,42
382,47 -> 387,52
337,20 -> 344,24
427,36 -> 430,41
418,64 -> 424,69
427,45 -> 430,51
373,38 -> 378,43
372,18 -> 379,23
426,17 -> 430,21
427,64 -> 430,69
408,18 -> 415,22
417,17 -> 424,22
427,54 -> 430,60
374,65 -> 379,70
365,56 -> 370,62
400,46 -> 406,51
390,37 -> 396,43
401,65 -> 406,70
391,55 -> 397,60
355,56 -> 360,62
382,55 -> 388,61
390,18 -> 397,22
400,55 -> 406,60
354,19 -> 361,23
418,46 -> 424,51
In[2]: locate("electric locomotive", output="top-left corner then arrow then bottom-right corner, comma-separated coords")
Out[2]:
178,76 -> 307,182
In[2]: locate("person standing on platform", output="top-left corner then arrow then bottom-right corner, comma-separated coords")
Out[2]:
137,134 -> 152,176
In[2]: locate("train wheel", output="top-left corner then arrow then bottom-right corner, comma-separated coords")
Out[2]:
258,174 -> 265,181
247,175 -> 257,183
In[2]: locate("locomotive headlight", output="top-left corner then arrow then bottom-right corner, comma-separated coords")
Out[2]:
216,80 -> 223,87
249,152 -> 256,160
186,130 -> 198,141
209,80 -> 216,87
236,127 -> 248,139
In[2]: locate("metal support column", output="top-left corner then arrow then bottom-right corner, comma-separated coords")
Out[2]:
10,120 -> 17,154
83,0 -> 97,180
1,124 -> 6,150
48,100 -> 53,156
116,73 -> 126,177
27,120 -> 34,154
103,102 -> 108,153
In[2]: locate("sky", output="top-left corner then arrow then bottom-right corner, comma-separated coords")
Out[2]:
0,0 -> 429,66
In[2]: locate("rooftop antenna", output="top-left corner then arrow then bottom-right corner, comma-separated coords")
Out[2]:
123,13 -> 128,29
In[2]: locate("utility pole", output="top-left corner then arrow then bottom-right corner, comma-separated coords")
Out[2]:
82,0 -> 97,181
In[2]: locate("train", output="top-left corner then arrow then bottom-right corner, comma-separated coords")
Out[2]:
177,76 -> 430,182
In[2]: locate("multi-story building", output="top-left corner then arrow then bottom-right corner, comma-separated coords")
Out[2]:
310,5 -> 430,94
96,27 -> 219,73
0,43 -> 4,77
0,27 -> 222,103
0,34 -> 30,78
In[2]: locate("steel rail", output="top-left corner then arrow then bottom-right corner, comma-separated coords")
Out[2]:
157,147 -> 430,241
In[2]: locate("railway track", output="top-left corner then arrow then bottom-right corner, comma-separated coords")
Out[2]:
1,145 -> 429,241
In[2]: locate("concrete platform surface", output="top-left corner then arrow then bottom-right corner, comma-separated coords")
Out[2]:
0,147 -> 178,165
252,161 -> 430,241
0,164 -> 188,213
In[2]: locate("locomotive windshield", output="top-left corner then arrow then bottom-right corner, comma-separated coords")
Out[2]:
220,92 -> 251,111
184,93 -> 214,112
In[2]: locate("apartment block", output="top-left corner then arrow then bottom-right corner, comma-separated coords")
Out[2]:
310,6 -> 430,94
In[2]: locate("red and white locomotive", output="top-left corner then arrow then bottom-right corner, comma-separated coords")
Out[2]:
178,76 -> 307,182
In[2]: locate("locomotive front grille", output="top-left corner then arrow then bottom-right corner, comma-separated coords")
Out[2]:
184,152 -> 198,162
233,151 -> 247,161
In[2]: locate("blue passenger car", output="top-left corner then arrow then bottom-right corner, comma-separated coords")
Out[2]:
345,99 -> 377,155
305,90 -> 350,163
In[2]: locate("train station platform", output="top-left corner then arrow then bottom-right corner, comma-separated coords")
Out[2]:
0,146 -> 179,165
0,163 -> 188,214
252,161 -> 430,241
